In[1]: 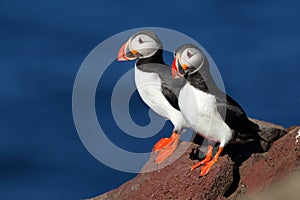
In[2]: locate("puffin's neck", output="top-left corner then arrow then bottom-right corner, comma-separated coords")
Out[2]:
186,57 -> 223,96
186,72 -> 209,93
136,49 -> 164,66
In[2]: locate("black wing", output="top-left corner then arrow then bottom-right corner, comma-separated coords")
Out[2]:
216,93 -> 258,133
161,83 -> 180,110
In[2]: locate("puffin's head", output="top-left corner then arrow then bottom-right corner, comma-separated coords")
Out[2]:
172,44 -> 205,79
117,30 -> 162,61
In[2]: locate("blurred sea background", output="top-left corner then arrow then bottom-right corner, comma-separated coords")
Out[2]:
1,0 -> 299,199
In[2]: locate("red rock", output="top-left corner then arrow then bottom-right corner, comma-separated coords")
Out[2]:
230,126 -> 300,199
92,142 -> 234,200
92,121 -> 300,200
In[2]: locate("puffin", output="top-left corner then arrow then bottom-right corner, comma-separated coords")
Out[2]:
172,44 -> 259,176
117,30 -> 189,163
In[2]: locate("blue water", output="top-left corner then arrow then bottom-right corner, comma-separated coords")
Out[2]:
1,0 -> 299,199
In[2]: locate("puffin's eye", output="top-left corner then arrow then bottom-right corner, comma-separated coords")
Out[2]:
187,50 -> 193,58
138,37 -> 144,44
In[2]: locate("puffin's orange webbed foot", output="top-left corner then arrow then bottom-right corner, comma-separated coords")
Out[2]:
200,159 -> 217,176
154,132 -> 180,164
153,138 -> 172,153
200,147 -> 223,176
190,145 -> 213,171
153,132 -> 178,152
191,162 -> 201,171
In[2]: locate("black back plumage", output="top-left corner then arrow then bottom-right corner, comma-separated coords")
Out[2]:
185,56 -> 259,135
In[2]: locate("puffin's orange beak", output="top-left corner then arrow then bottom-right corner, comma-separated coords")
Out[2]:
118,41 -> 138,61
117,42 -> 129,61
172,58 -> 183,79
172,58 -> 178,79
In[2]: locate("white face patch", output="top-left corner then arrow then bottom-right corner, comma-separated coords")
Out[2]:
129,34 -> 161,58
180,48 -> 204,69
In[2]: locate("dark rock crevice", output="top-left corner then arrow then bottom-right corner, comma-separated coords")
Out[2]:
224,164 -> 240,198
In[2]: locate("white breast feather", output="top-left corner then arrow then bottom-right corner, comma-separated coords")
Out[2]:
134,65 -> 189,130
178,82 -> 232,145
